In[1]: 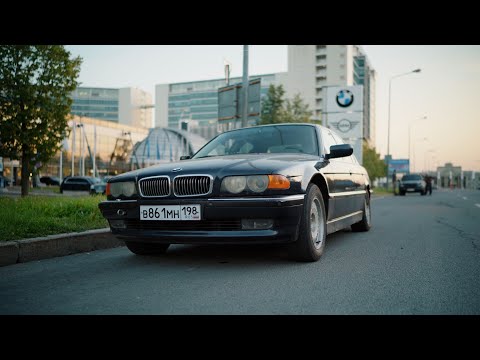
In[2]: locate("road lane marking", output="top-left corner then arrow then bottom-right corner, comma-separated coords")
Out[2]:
475,204 -> 480,208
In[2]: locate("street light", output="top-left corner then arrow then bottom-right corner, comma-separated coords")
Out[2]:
425,149 -> 436,173
386,68 -> 421,189
413,137 -> 428,173
76,123 -> 84,176
409,115 -> 427,173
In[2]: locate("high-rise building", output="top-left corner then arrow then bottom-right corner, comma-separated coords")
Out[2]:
154,45 -> 375,145
285,45 -> 376,147
71,87 -> 153,129
352,47 -> 376,148
155,73 -> 288,139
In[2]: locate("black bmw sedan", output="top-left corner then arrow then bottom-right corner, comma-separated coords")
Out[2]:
99,123 -> 372,262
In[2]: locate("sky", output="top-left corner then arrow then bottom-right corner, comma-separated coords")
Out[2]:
65,45 -> 480,172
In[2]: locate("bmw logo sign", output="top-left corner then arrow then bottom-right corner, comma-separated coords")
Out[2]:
336,90 -> 354,108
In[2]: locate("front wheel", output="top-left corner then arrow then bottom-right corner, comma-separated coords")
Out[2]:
125,241 -> 170,256
351,194 -> 371,232
288,184 -> 326,262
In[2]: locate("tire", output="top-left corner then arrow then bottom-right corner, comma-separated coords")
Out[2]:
125,241 -> 170,256
351,194 -> 372,232
288,184 -> 326,262
399,191 -> 405,196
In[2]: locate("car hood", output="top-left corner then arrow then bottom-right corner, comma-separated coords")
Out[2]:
137,154 -> 318,179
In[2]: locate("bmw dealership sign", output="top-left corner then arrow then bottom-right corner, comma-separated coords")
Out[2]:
335,89 -> 354,108
324,86 -> 364,164
325,85 -> 363,113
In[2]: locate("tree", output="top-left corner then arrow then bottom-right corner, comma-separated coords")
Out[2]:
0,46 -> 82,196
362,142 -> 387,183
260,84 -> 286,124
284,94 -> 313,123
260,84 -> 312,125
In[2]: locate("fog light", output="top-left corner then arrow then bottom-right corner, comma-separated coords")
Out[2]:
109,219 -> 126,229
241,219 -> 274,230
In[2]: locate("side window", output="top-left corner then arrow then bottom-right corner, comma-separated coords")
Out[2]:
331,131 -> 355,163
77,179 -> 89,185
321,129 -> 337,155
330,132 -> 344,145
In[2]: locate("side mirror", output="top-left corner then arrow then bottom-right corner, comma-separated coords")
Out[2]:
325,144 -> 353,160
180,155 -> 191,160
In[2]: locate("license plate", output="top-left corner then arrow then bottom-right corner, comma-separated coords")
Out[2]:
407,188 -> 415,192
140,205 -> 201,221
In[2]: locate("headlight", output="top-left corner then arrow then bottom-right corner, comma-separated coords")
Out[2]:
109,181 -> 137,197
221,176 -> 246,194
221,175 -> 288,194
246,175 -> 269,193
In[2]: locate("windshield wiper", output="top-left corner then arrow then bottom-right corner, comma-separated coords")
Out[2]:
194,155 -> 222,159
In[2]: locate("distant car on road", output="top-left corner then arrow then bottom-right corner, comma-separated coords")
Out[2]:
90,176 -> 113,195
398,174 -> 426,196
60,176 -> 102,194
99,123 -> 372,262
40,176 -> 60,186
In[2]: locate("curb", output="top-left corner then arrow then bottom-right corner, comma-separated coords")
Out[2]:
0,228 -> 124,267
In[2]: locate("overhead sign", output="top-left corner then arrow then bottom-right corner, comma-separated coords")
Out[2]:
388,159 -> 410,176
218,78 -> 261,123
324,85 -> 364,113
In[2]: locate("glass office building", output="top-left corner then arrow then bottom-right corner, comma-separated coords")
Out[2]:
40,116 -> 150,179
156,73 -> 287,140
71,88 -> 119,122
71,87 -> 153,129
353,53 -> 376,147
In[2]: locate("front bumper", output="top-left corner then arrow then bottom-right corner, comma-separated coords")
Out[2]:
399,185 -> 425,192
98,195 -> 304,244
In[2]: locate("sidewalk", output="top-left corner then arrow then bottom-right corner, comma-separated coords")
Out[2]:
0,228 -> 124,267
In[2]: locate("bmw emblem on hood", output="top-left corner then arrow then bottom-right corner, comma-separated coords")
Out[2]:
172,167 -> 182,172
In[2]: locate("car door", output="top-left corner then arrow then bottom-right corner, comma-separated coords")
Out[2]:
319,128 -> 349,220
77,179 -> 90,191
63,178 -> 73,191
328,131 -> 358,218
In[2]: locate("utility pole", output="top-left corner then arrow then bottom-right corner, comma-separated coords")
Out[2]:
71,120 -> 76,176
93,125 -> 97,178
241,45 -> 249,128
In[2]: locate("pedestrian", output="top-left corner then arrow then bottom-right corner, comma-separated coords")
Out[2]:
392,169 -> 397,194
425,174 -> 432,195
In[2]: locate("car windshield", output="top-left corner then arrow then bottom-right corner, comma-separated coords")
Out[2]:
402,175 -> 422,181
193,125 -> 318,158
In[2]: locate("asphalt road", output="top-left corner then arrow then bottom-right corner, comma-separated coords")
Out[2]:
1,189 -> 479,314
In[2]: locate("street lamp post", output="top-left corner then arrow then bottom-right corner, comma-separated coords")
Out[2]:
76,123 -> 84,176
409,115 -> 427,173
414,137 -> 428,173
386,68 -> 421,189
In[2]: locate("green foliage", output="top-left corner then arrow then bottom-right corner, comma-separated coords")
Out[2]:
0,46 -> 82,196
260,84 -> 313,125
0,195 -> 108,241
363,142 -> 387,181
